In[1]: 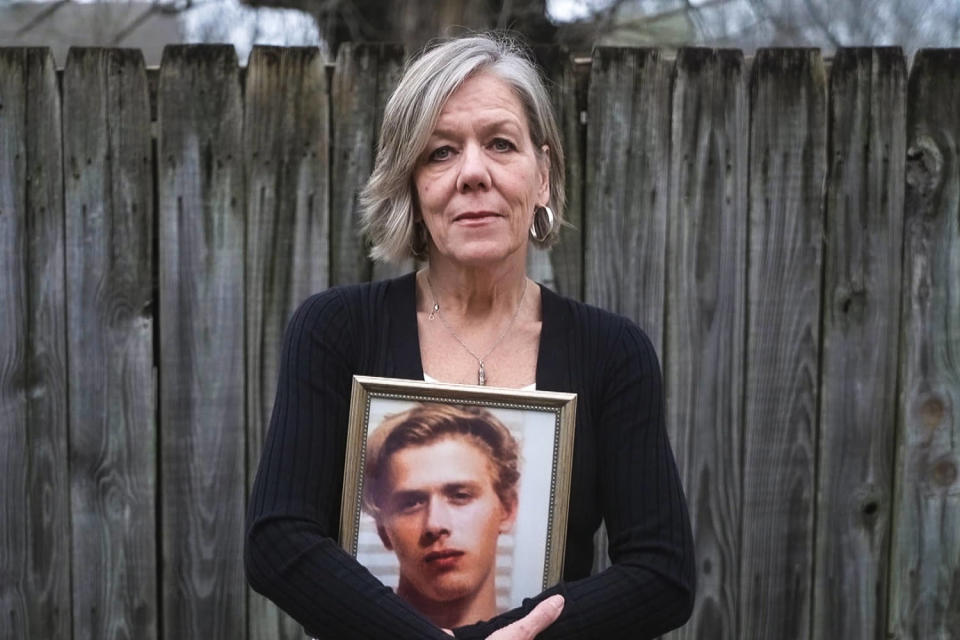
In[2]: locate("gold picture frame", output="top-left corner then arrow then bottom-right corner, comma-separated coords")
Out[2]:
339,375 -> 577,614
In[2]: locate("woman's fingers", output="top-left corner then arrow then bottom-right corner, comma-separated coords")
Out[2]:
486,595 -> 564,640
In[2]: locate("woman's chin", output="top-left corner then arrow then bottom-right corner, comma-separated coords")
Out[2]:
432,241 -> 527,269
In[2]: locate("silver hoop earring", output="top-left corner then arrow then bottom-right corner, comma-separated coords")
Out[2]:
530,205 -> 556,242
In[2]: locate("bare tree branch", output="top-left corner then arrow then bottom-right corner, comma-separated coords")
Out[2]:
15,0 -> 70,37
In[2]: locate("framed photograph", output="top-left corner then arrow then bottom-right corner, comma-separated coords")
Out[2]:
339,375 -> 577,624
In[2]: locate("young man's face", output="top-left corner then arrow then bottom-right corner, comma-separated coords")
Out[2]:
375,436 -> 517,606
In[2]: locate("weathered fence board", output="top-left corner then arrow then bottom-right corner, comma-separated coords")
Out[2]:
243,44 -> 329,640
813,47 -> 906,640
63,48 -> 156,640
331,43 -> 388,285
664,48 -> 747,640
889,48 -> 960,640
740,49 -> 826,640
585,47 -> 672,353
158,45 -> 246,640
0,47 -> 69,640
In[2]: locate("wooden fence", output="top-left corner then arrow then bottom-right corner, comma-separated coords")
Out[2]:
0,43 -> 957,640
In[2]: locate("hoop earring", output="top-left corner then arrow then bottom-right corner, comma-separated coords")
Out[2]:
530,205 -> 556,242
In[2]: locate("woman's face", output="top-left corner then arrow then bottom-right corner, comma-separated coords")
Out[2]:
413,72 -> 550,268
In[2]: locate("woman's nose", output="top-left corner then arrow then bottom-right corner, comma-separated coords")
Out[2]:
456,143 -> 490,192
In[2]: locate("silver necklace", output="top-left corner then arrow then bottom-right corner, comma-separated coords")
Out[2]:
425,275 -> 528,386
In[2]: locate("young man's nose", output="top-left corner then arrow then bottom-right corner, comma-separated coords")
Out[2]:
423,497 -> 453,537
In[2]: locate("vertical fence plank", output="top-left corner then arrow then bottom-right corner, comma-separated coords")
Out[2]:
63,47 -> 156,640
369,44 -> 417,283
813,47 -> 906,640
0,47 -> 69,640
525,46 -> 583,296
664,48 -> 747,640
889,49 -> 960,640
244,45 -> 329,640
741,49 -> 826,640
584,45 -> 672,573
330,43 -> 378,285
158,45 -> 245,640
585,47 -> 672,352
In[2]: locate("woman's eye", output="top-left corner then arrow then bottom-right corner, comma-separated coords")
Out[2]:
428,146 -> 453,162
491,138 -> 515,152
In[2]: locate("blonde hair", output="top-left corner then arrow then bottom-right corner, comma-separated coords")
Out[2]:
362,403 -> 520,518
360,34 -> 566,262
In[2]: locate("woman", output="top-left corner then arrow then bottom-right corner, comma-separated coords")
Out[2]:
245,34 -> 695,639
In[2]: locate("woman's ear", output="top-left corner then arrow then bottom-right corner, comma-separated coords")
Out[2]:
538,145 -> 551,204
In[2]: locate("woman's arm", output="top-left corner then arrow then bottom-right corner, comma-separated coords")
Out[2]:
453,318 -> 695,639
244,290 -> 453,639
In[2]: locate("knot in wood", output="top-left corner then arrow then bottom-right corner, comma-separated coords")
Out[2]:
905,135 -> 943,210
930,458 -> 957,487
920,395 -> 945,428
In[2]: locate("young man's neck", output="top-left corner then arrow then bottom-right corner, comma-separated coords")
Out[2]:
397,579 -> 497,629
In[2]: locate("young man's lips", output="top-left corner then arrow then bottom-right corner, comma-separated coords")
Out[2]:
424,549 -> 465,566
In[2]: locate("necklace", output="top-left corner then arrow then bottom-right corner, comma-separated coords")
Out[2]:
425,274 -> 528,386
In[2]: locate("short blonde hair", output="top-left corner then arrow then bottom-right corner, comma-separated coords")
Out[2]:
360,34 -> 566,263
362,403 -> 520,519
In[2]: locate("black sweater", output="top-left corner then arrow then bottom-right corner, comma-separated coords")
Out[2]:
245,273 -> 695,639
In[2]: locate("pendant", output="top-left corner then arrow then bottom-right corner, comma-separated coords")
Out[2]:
478,362 -> 486,385
429,302 -> 439,320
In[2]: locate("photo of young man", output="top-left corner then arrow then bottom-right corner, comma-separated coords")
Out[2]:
361,403 -> 521,628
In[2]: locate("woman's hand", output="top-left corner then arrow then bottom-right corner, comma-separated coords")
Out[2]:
487,595 -> 564,640
443,595 -> 564,639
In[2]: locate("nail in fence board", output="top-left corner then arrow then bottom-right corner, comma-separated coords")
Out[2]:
158,45 -> 246,640
0,47 -> 70,640
585,47 -> 672,354
244,44 -> 329,640
813,47 -> 906,640
889,48 -> 960,640
740,49 -> 826,640
63,47 -> 157,640
664,47 -> 748,640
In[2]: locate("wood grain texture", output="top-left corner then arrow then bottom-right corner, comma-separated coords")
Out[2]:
63,47 -> 156,640
244,45 -> 329,640
664,48 -> 747,640
889,48 -> 960,640
0,47 -> 70,640
330,43 -> 379,285
584,47 -> 672,354
157,44 -> 245,640
369,44 -> 417,283
813,48 -> 906,640
740,48 -> 826,640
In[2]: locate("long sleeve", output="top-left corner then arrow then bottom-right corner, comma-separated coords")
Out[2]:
453,306 -> 695,639
244,288 -> 451,639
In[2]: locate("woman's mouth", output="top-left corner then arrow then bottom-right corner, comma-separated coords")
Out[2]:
453,211 -> 500,223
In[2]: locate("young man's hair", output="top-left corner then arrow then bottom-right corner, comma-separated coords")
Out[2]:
362,403 -> 520,518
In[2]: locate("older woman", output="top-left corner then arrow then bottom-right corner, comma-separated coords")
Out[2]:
246,35 -> 694,640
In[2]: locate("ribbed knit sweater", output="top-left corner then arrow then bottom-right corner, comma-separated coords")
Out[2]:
245,273 -> 695,639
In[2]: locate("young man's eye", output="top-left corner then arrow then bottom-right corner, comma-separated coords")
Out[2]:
393,495 -> 425,513
450,490 -> 475,504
